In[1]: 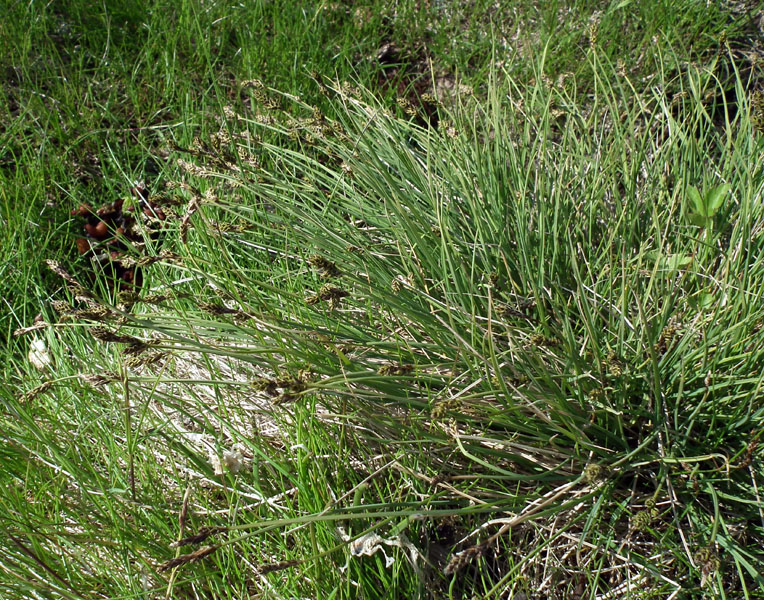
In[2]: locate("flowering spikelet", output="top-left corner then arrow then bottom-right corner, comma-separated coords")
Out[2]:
605,350 -> 625,377
90,327 -> 141,345
420,92 -> 437,105
443,542 -> 487,575
174,184 -> 204,242
377,363 -> 414,376
235,145 -> 259,168
431,397 -> 463,419
51,301 -> 74,315
496,303 -> 533,322
307,255 -> 341,278
306,285 -> 349,306
443,123 -> 459,138
631,509 -> 652,531
241,79 -> 265,90
169,526 -> 225,549
241,79 -> 280,109
587,21 -> 599,48
116,291 -> 139,311
583,463 -> 607,485
251,374 -> 309,403
694,546 -> 721,576
752,90 -> 764,134
142,293 -> 174,304
119,250 -> 182,270
19,381 -> 54,402
134,254 -> 166,268
122,342 -> 153,357
73,306 -> 114,321
117,291 -> 141,304
223,105 -> 240,121
656,319 -> 681,355
258,560 -> 300,574
396,97 -> 417,116
251,377 -> 279,396
200,302 -> 243,317
45,260 -> 80,286
125,352 -> 167,369
529,333 -> 560,348
176,158 -> 208,177
13,322 -> 50,337
157,545 -> 219,572
80,372 -> 119,386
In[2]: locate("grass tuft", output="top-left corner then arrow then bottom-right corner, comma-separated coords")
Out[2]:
3,1 -> 764,598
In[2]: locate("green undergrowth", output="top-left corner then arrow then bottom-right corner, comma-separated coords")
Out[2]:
3,1 -> 764,599
1,0 -> 758,363
5,44 -> 764,598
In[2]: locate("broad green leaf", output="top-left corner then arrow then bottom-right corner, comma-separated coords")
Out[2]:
687,185 -> 704,216
705,184 -> 730,216
646,251 -> 693,273
689,291 -> 716,310
688,213 -> 711,228
661,254 -> 693,271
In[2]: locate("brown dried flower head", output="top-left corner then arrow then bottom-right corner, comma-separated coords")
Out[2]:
157,545 -> 219,572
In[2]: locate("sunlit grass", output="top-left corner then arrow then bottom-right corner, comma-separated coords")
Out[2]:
3,1 -> 764,599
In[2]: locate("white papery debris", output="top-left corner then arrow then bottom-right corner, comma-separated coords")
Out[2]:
29,338 -> 53,371
338,527 -> 422,573
222,450 -> 244,474
210,448 -> 245,475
